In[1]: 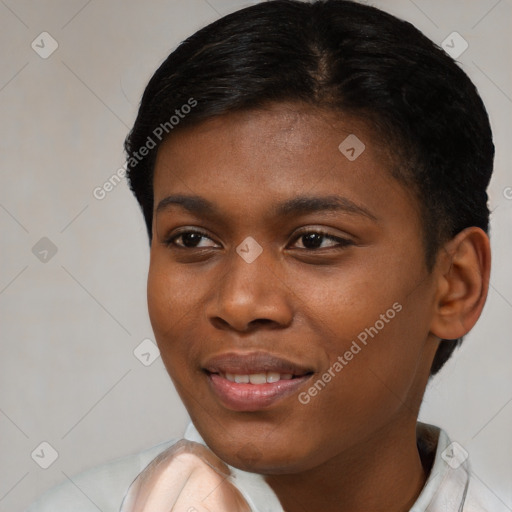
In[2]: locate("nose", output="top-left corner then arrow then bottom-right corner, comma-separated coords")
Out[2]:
206,247 -> 294,333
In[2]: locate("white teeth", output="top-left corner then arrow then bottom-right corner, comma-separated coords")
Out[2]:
249,373 -> 267,384
222,372 -> 296,384
266,372 -> 281,383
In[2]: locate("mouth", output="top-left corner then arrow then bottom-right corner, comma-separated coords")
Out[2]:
212,371 -> 301,384
203,352 -> 314,411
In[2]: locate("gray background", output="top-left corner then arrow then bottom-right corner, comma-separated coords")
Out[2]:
0,1 -> 511,511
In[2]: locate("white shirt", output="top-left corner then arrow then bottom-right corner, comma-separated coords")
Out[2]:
26,422 -> 508,511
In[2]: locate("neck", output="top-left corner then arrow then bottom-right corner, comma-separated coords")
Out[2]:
265,417 -> 428,512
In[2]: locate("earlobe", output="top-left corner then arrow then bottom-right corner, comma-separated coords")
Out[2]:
430,227 -> 491,341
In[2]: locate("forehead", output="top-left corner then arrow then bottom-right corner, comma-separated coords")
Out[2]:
152,103 -> 418,226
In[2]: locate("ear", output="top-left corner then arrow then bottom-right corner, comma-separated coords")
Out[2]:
430,227 -> 491,340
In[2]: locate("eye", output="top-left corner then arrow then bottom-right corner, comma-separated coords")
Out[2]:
164,229 -> 219,249
291,230 -> 353,250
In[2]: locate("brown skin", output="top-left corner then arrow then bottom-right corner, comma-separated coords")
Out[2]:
147,103 -> 490,512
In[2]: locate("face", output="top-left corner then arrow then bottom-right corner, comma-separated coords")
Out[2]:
148,103 -> 440,474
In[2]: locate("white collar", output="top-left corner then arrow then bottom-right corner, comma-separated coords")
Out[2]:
411,423 -> 470,512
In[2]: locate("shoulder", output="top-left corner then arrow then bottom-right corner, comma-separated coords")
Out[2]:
25,438 -> 179,512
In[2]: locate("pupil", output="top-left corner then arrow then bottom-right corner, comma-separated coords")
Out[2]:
183,233 -> 201,247
303,233 -> 323,248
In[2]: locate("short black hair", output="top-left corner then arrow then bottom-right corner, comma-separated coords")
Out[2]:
124,0 -> 494,375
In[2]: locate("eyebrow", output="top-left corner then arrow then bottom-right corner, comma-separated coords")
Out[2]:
156,194 -> 217,215
155,194 -> 377,221
274,195 -> 377,221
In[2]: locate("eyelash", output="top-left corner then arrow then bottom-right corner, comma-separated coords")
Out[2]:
163,229 -> 353,251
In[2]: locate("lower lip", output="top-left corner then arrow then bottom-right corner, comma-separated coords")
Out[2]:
206,373 -> 313,411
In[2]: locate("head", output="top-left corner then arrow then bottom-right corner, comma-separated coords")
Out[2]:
125,0 -> 493,473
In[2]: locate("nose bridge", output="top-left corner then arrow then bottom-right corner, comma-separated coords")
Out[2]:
220,245 -> 275,307
208,242 -> 293,331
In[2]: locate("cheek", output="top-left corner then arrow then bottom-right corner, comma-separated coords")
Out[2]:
291,255 -> 432,408
147,247 -> 213,319
146,256 -> 206,361
287,257 -> 411,353
311,279 -> 433,427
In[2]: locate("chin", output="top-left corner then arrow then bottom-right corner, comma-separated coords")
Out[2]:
208,439 -> 315,475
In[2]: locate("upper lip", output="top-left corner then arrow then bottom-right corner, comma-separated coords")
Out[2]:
203,351 -> 314,376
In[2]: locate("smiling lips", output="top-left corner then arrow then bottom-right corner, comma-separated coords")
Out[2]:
203,351 -> 314,411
